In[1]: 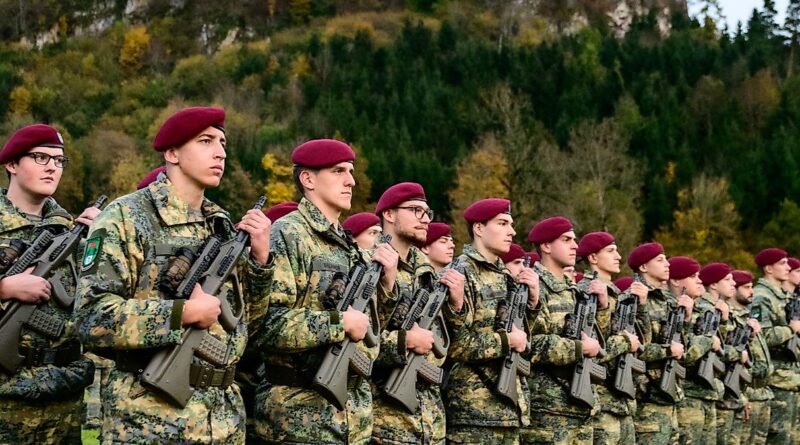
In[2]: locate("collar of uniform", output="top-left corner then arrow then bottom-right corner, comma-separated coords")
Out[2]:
700,291 -> 718,306
146,175 -> 229,227
297,197 -> 343,235
400,245 -> 435,277
756,277 -> 786,300
729,303 -> 748,323
534,261 -> 570,293
0,188 -> 71,232
580,269 -> 621,295
462,244 -> 505,273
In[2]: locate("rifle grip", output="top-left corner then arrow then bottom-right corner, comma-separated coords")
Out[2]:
49,272 -> 74,308
431,332 -> 447,359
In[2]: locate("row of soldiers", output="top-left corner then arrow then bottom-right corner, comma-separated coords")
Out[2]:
1,105 -> 800,445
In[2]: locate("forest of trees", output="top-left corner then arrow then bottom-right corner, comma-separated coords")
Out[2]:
2,0 -> 800,272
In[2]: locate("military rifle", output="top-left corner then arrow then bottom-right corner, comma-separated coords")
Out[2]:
611,273 -> 646,399
695,309 -> 726,389
0,196 -> 107,373
141,196 -> 265,407
658,287 -> 686,402
722,322 -> 752,398
495,257 -> 532,405
565,288 -> 606,408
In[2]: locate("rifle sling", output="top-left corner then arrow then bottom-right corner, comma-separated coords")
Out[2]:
18,340 -> 81,368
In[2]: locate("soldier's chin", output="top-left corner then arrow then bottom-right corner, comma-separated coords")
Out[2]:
203,176 -> 223,189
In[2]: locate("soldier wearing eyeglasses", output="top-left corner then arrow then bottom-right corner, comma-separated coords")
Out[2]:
0,124 -> 101,444
370,182 -> 465,444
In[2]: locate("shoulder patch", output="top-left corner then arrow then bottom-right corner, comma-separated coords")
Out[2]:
81,229 -> 106,273
750,305 -> 762,321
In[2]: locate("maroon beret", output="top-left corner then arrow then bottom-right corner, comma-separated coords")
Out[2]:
699,262 -> 732,286
0,124 -> 64,164
152,107 -> 225,152
342,212 -> 380,237
627,242 -> 664,270
137,166 -> 166,190
574,272 -> 584,282
264,201 -> 298,222
375,182 -> 426,214
669,256 -> 701,280
291,139 -> 355,168
754,248 -> 788,267
526,251 -> 541,263
576,231 -> 615,257
789,257 -> 800,271
500,243 -> 526,264
528,216 -> 573,244
614,276 -> 634,292
463,198 -> 511,223
423,222 -> 451,246
732,270 -> 754,287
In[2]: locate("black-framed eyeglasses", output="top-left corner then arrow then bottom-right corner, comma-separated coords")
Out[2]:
21,152 -> 69,168
396,206 -> 434,220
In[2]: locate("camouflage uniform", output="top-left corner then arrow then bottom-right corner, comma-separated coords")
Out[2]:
520,262 -> 595,445
714,304 -> 749,445
633,284 -> 680,445
577,271 -> 640,445
372,246 -> 453,444
443,245 -> 530,444
751,278 -> 800,445
251,198 -> 382,445
0,189 -> 94,445
677,293 -> 735,445
735,294 -> 774,445
75,175 -> 273,444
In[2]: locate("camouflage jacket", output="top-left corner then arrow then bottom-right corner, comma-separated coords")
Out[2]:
738,303 -> 774,402
682,293 -> 732,401
528,262 -> 597,417
251,197 -> 382,444
76,175 -> 271,357
0,189 -> 93,400
635,283 -> 684,405
577,271 -> 638,416
751,278 -> 800,390
373,244 -> 456,443
443,245 -> 529,428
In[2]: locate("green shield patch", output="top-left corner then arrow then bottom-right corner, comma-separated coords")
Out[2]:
81,230 -> 105,273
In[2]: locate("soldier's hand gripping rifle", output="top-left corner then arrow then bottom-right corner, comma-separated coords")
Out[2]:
495,257 -> 532,405
141,196 -> 266,408
566,288 -> 606,408
784,288 -> 800,361
722,322 -> 752,398
658,293 -> 686,402
695,309 -> 726,389
0,195 -> 107,373
312,236 -> 389,411
611,273 -> 646,399
383,257 -> 462,413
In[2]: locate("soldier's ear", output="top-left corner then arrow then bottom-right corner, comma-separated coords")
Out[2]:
539,241 -> 552,255
164,147 -> 180,164
299,169 -> 315,191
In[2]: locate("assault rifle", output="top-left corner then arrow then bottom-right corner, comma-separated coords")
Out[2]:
382,258 -> 462,413
312,237 -> 388,410
0,196 -> 107,373
495,257 -> 532,405
695,309 -> 725,389
566,288 -> 606,408
141,196 -> 265,407
722,322 -> 752,398
658,289 -> 686,402
611,274 -> 646,399
785,289 -> 800,361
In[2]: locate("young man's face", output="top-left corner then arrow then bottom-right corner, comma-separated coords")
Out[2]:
542,231 -> 578,268
353,226 -> 381,249
383,199 -> 431,245
735,283 -> 754,305
475,214 -> 515,255
422,235 -> 454,266
640,254 -> 669,283
673,272 -> 704,298
505,258 -> 525,278
788,267 -> 800,287
6,146 -> 65,198
306,161 -> 356,213
591,244 -> 621,275
168,126 -> 226,189
713,273 -> 737,299
767,258 -> 791,282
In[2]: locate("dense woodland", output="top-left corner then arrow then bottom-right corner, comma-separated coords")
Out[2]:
1,0 -> 800,271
